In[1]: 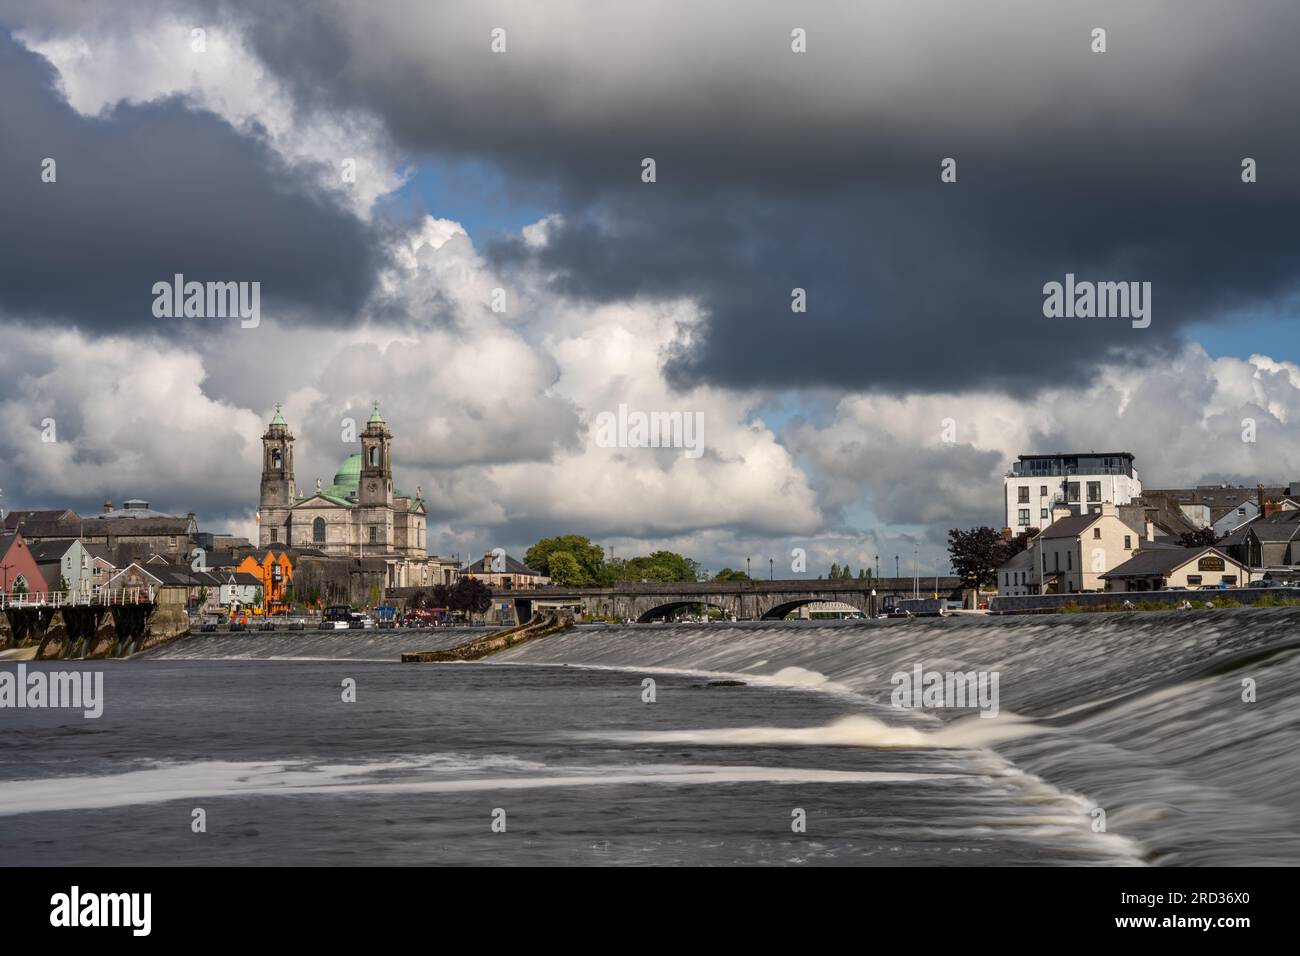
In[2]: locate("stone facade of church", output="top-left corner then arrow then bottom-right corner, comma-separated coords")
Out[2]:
258,405 -> 443,589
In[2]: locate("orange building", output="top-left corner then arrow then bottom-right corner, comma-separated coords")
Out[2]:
235,549 -> 294,612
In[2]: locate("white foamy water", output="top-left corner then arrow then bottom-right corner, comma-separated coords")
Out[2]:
495,612 -> 1300,865
0,758 -> 954,817
573,713 -> 1046,749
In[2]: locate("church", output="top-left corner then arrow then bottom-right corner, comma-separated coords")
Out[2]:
258,404 -> 431,577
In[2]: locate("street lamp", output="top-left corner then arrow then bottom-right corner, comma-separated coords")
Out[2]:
894,555 -> 899,579
769,557 -> 774,581
746,557 -> 751,580
874,555 -> 879,580
913,548 -> 918,599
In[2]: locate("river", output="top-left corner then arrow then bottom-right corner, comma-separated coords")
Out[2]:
2,609 -> 1296,865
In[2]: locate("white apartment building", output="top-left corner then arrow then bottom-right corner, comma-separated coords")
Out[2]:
1003,452 -> 1142,534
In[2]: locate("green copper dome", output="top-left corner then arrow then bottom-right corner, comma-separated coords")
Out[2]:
322,453 -> 362,501
368,402 -> 385,425
270,403 -> 287,426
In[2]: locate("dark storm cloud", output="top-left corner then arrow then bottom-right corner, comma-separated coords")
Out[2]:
7,1 -> 1300,392
0,32 -> 377,333
191,0 -> 1300,394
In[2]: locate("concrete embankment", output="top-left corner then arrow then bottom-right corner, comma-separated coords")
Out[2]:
401,610 -> 576,662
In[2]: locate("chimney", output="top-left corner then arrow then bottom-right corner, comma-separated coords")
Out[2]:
103,498 -> 112,514
484,550 -> 493,572
1051,502 -> 1072,522
1258,483 -> 1266,512
1265,499 -> 1279,518
1145,516 -> 1154,542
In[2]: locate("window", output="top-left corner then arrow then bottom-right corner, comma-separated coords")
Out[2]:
1018,509 -> 1030,525
1124,535 -> 1132,550
1067,552 -> 1072,570
1222,575 -> 1238,585
1039,485 -> 1048,497
1018,487 -> 1030,503
272,449 -> 282,469
1041,508 -> 1049,520
270,529 -> 278,543
369,526 -> 378,544
1066,482 -> 1080,503
313,517 -> 326,543
1054,553 -> 1060,571
369,446 -> 380,467
1087,481 -> 1101,502
1093,527 -> 1101,539
1187,575 -> 1202,585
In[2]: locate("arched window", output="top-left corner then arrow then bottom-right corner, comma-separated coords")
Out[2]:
11,575 -> 28,596
369,446 -> 380,467
313,517 -> 326,543
272,449 -> 282,469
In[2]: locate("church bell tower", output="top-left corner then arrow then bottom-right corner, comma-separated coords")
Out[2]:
359,402 -> 393,509
358,402 -> 394,553
259,404 -> 295,547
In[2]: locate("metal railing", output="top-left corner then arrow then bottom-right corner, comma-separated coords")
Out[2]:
0,586 -> 156,610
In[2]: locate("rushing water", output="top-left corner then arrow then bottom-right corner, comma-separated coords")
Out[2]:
2,609 -> 1296,865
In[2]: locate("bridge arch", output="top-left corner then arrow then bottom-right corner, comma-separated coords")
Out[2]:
636,600 -> 729,624
761,598 -> 868,621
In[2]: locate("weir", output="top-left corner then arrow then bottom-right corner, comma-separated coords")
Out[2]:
401,609 -> 576,662
0,590 -> 189,659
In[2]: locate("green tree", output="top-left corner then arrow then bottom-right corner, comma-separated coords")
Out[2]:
525,535 -> 605,585
547,550 -> 585,585
1179,527 -> 1219,548
609,551 -> 700,583
712,568 -> 751,582
947,527 -> 1004,589
829,562 -> 840,578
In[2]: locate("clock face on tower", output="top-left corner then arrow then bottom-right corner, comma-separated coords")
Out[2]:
367,481 -> 378,493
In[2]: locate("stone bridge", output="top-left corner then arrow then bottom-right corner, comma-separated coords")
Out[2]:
393,577 -> 964,625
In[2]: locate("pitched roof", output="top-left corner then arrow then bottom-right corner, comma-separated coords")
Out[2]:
2,509 -> 78,531
996,548 -> 1037,573
27,540 -> 73,563
16,515 -> 193,538
1245,511 -> 1300,542
1101,546 -> 1237,578
1038,513 -> 1099,540
463,553 -> 542,575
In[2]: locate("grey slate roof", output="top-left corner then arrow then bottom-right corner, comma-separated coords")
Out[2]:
1244,511 -> 1300,542
1101,547 -> 1233,578
463,553 -> 543,575
1038,514 -> 1100,540
996,548 -> 1036,573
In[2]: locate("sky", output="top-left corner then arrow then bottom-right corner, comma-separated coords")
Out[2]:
3,0 -> 1300,578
